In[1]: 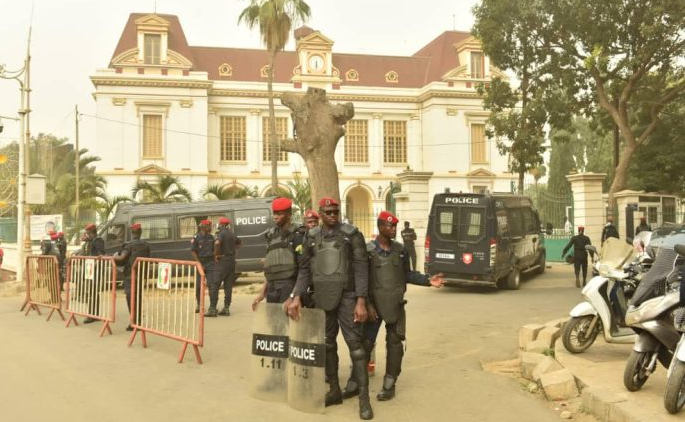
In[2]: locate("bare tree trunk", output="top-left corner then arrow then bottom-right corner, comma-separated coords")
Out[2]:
281,88 -> 354,204
607,141 -> 637,210
518,170 -> 524,195
268,50 -> 278,194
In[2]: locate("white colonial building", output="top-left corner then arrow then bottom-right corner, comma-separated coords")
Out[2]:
90,12 -> 515,244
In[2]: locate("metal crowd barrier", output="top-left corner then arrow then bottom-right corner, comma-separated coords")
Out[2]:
65,256 -> 117,337
128,257 -> 206,364
23,255 -> 65,321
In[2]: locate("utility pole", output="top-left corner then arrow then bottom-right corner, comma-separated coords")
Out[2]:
74,104 -> 80,233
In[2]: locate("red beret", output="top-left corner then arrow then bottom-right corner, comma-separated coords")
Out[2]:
378,211 -> 399,224
49,232 -> 58,240
57,232 -> 64,237
85,223 -> 97,231
304,210 -> 319,220
218,217 -> 231,225
272,197 -> 293,212
318,197 -> 339,208
130,223 -> 142,230
578,226 -> 585,231
199,219 -> 211,226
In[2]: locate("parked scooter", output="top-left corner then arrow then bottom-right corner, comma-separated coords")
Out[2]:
662,245 -> 685,414
562,238 -> 639,353
623,247 -> 683,392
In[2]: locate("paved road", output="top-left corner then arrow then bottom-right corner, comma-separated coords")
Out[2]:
0,264 -> 584,422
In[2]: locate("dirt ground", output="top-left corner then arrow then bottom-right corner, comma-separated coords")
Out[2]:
0,265 -> 597,422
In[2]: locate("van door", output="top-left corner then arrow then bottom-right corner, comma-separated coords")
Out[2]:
506,208 -> 530,267
132,215 -> 177,258
233,208 -> 271,272
430,204 -> 490,276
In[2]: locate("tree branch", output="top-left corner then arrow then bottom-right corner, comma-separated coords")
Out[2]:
637,80 -> 685,145
280,138 -> 303,155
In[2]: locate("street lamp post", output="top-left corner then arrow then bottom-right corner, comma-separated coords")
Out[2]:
0,28 -> 32,284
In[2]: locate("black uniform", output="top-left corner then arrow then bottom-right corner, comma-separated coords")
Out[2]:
400,227 -> 417,271
562,233 -> 592,285
82,235 -> 105,315
40,241 -> 61,303
291,223 -> 369,404
635,222 -> 652,235
364,238 -> 433,397
55,237 -> 67,285
601,223 -> 619,243
263,224 -> 305,303
190,232 -> 215,308
212,226 -> 239,310
121,238 -> 151,323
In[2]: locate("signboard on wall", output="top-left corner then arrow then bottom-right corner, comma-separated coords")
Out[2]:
30,214 -> 63,241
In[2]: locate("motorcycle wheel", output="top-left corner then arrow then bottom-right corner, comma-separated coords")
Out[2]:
561,316 -> 599,354
624,350 -> 653,392
664,360 -> 685,414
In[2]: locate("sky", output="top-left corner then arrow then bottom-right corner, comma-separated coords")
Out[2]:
0,0 -> 480,147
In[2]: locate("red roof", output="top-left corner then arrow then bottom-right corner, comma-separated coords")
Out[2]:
110,13 -> 473,88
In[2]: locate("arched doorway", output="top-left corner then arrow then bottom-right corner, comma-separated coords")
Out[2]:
345,186 -> 373,238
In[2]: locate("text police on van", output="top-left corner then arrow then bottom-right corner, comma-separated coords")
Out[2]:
444,197 -> 481,205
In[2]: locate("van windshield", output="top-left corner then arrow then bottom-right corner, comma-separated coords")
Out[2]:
437,206 -> 486,243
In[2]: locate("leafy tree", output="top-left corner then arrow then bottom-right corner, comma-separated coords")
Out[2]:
96,194 -> 133,223
534,0 -> 685,207
282,174 -> 311,214
238,0 -> 311,196
131,175 -> 192,204
473,0 -> 572,194
202,184 -> 258,200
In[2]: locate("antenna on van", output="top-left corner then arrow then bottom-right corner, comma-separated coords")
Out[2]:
444,188 -> 450,193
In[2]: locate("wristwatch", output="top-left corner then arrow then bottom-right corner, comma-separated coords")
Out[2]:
289,292 -> 296,299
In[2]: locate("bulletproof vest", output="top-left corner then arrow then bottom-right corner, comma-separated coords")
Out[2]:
309,224 -> 357,311
124,238 -> 151,277
264,226 -> 298,282
85,237 -> 104,256
194,233 -> 215,258
368,241 -> 406,324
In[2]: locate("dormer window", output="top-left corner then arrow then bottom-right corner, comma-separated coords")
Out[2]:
144,34 -> 161,65
470,52 -> 484,79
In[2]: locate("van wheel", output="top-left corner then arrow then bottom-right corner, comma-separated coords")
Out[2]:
506,268 -> 521,290
536,253 -> 546,274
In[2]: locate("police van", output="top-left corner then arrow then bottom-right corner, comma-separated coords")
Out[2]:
99,198 -> 273,273
425,193 -> 545,289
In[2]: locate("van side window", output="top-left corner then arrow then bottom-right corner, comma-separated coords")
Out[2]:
523,209 -> 537,234
439,211 -> 454,235
106,224 -> 125,248
133,216 -> 171,241
507,208 -> 525,237
178,215 -> 225,239
496,210 -> 509,235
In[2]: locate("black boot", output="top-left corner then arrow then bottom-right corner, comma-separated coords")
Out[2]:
325,381 -> 343,406
342,374 -> 359,399
376,375 -> 397,401
352,348 -> 373,420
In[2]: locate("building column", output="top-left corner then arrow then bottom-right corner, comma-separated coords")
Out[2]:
394,170 -> 434,271
566,172 -> 606,247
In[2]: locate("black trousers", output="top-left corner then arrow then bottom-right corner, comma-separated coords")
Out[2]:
406,245 -> 417,271
364,307 -> 406,378
210,257 -> 235,308
123,276 -> 143,325
266,278 -> 296,304
196,260 -> 215,307
573,254 -> 588,281
324,291 -> 365,382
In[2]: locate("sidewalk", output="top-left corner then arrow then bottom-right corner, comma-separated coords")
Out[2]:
556,340 -> 681,421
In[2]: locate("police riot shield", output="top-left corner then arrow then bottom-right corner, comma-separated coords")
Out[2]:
249,303 -> 290,402
287,308 -> 326,413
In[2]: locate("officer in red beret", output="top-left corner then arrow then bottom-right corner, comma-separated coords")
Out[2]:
252,197 -> 307,311
113,223 -> 151,330
80,223 -> 105,323
287,196 -> 374,420
55,231 -> 67,285
208,216 -> 241,317
342,211 -> 444,403
191,220 -> 215,313
304,209 -> 320,229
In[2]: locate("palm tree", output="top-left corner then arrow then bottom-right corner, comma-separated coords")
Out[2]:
96,194 -> 134,222
238,0 -> 311,196
283,174 -> 311,214
131,175 -> 193,204
202,184 -> 258,200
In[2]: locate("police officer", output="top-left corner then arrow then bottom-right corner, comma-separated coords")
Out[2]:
55,231 -> 67,287
635,217 -> 652,235
40,235 -> 61,304
400,221 -> 417,271
113,223 -> 151,331
209,217 -> 240,317
304,209 -> 320,230
81,223 -> 105,323
190,220 -> 215,313
562,226 -> 592,287
343,211 -> 444,402
252,197 -> 305,310
287,197 -> 373,420
601,216 -> 619,245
